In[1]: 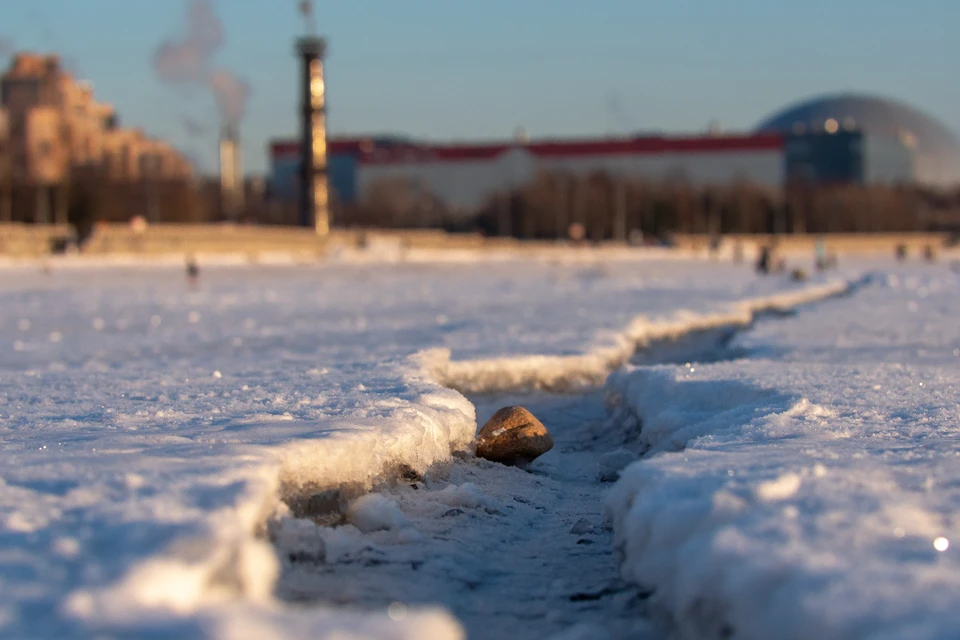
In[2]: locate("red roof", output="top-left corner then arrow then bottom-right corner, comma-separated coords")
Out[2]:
270,134 -> 784,164
271,138 -> 370,157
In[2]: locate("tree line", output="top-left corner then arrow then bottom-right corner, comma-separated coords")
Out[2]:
0,168 -> 276,241
5,168 -> 960,241
347,171 -> 960,240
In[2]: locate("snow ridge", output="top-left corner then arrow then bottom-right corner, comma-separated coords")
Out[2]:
62,361 -> 476,638
602,269 -> 960,640
423,278 -> 855,394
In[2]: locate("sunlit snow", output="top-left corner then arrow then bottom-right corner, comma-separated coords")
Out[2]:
2,251 -> 954,639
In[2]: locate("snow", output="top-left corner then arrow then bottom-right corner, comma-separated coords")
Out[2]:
424,275 -> 853,394
275,390 -> 664,640
0,250 -> 885,638
597,449 -> 637,482
347,495 -> 411,533
605,262 -> 960,640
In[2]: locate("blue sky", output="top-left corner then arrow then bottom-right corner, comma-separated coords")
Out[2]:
1,0 -> 957,175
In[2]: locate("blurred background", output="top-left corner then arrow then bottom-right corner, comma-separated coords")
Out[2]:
0,0 -> 958,254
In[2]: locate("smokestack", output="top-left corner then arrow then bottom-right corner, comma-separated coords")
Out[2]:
219,124 -> 243,221
153,0 -> 251,177
295,35 -> 329,235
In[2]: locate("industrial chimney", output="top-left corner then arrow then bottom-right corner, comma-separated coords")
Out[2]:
295,35 -> 329,235
219,124 -> 244,221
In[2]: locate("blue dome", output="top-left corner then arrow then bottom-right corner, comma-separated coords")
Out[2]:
755,93 -> 960,187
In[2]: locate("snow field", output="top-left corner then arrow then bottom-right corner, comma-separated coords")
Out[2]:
0,255 -> 859,637
604,265 -> 960,639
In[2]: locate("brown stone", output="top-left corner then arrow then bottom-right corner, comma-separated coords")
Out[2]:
475,406 -> 554,466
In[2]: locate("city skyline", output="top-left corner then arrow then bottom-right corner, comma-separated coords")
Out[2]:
1,0 -> 957,175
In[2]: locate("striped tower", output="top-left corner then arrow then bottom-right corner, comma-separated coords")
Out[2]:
296,35 -> 329,235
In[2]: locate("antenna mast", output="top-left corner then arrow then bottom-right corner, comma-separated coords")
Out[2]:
298,0 -> 317,35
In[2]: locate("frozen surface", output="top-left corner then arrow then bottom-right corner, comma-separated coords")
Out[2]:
606,264 -> 960,639
0,253 -> 851,637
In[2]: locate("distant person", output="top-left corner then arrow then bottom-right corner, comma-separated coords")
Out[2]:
815,239 -> 828,271
896,244 -> 908,262
185,255 -> 199,289
708,234 -> 722,257
756,246 -> 772,275
923,245 -> 937,262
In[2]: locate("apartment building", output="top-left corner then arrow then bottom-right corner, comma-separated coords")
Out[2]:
0,53 -> 192,223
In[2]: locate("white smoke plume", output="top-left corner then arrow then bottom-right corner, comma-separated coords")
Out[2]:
0,36 -> 15,58
208,68 -> 250,126
180,115 -> 209,137
154,0 -> 250,126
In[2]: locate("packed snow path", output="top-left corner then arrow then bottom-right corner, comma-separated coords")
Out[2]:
276,390 -> 662,640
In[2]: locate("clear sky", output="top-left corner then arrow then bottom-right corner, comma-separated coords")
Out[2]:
1,0 -> 957,175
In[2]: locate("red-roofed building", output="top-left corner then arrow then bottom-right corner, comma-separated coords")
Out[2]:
269,132 -> 786,215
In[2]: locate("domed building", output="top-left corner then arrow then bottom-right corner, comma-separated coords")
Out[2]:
755,93 -> 960,188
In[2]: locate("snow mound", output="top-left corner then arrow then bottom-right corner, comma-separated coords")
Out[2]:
597,449 -> 636,482
270,517 -> 327,562
275,380 -> 476,502
61,361 -> 476,635
347,494 -> 410,533
604,267 -> 960,639
432,482 -> 502,511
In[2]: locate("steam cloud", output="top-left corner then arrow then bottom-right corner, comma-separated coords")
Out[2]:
180,115 -> 208,137
153,0 -> 251,127
0,37 -> 15,58
208,69 -> 250,126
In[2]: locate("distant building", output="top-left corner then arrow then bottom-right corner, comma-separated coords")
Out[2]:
269,137 -> 411,207
782,130 -> 915,187
269,134 -> 786,216
267,93 -> 958,225
0,52 -> 193,223
756,93 -> 960,188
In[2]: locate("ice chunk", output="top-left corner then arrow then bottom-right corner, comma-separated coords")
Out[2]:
347,494 -> 410,533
